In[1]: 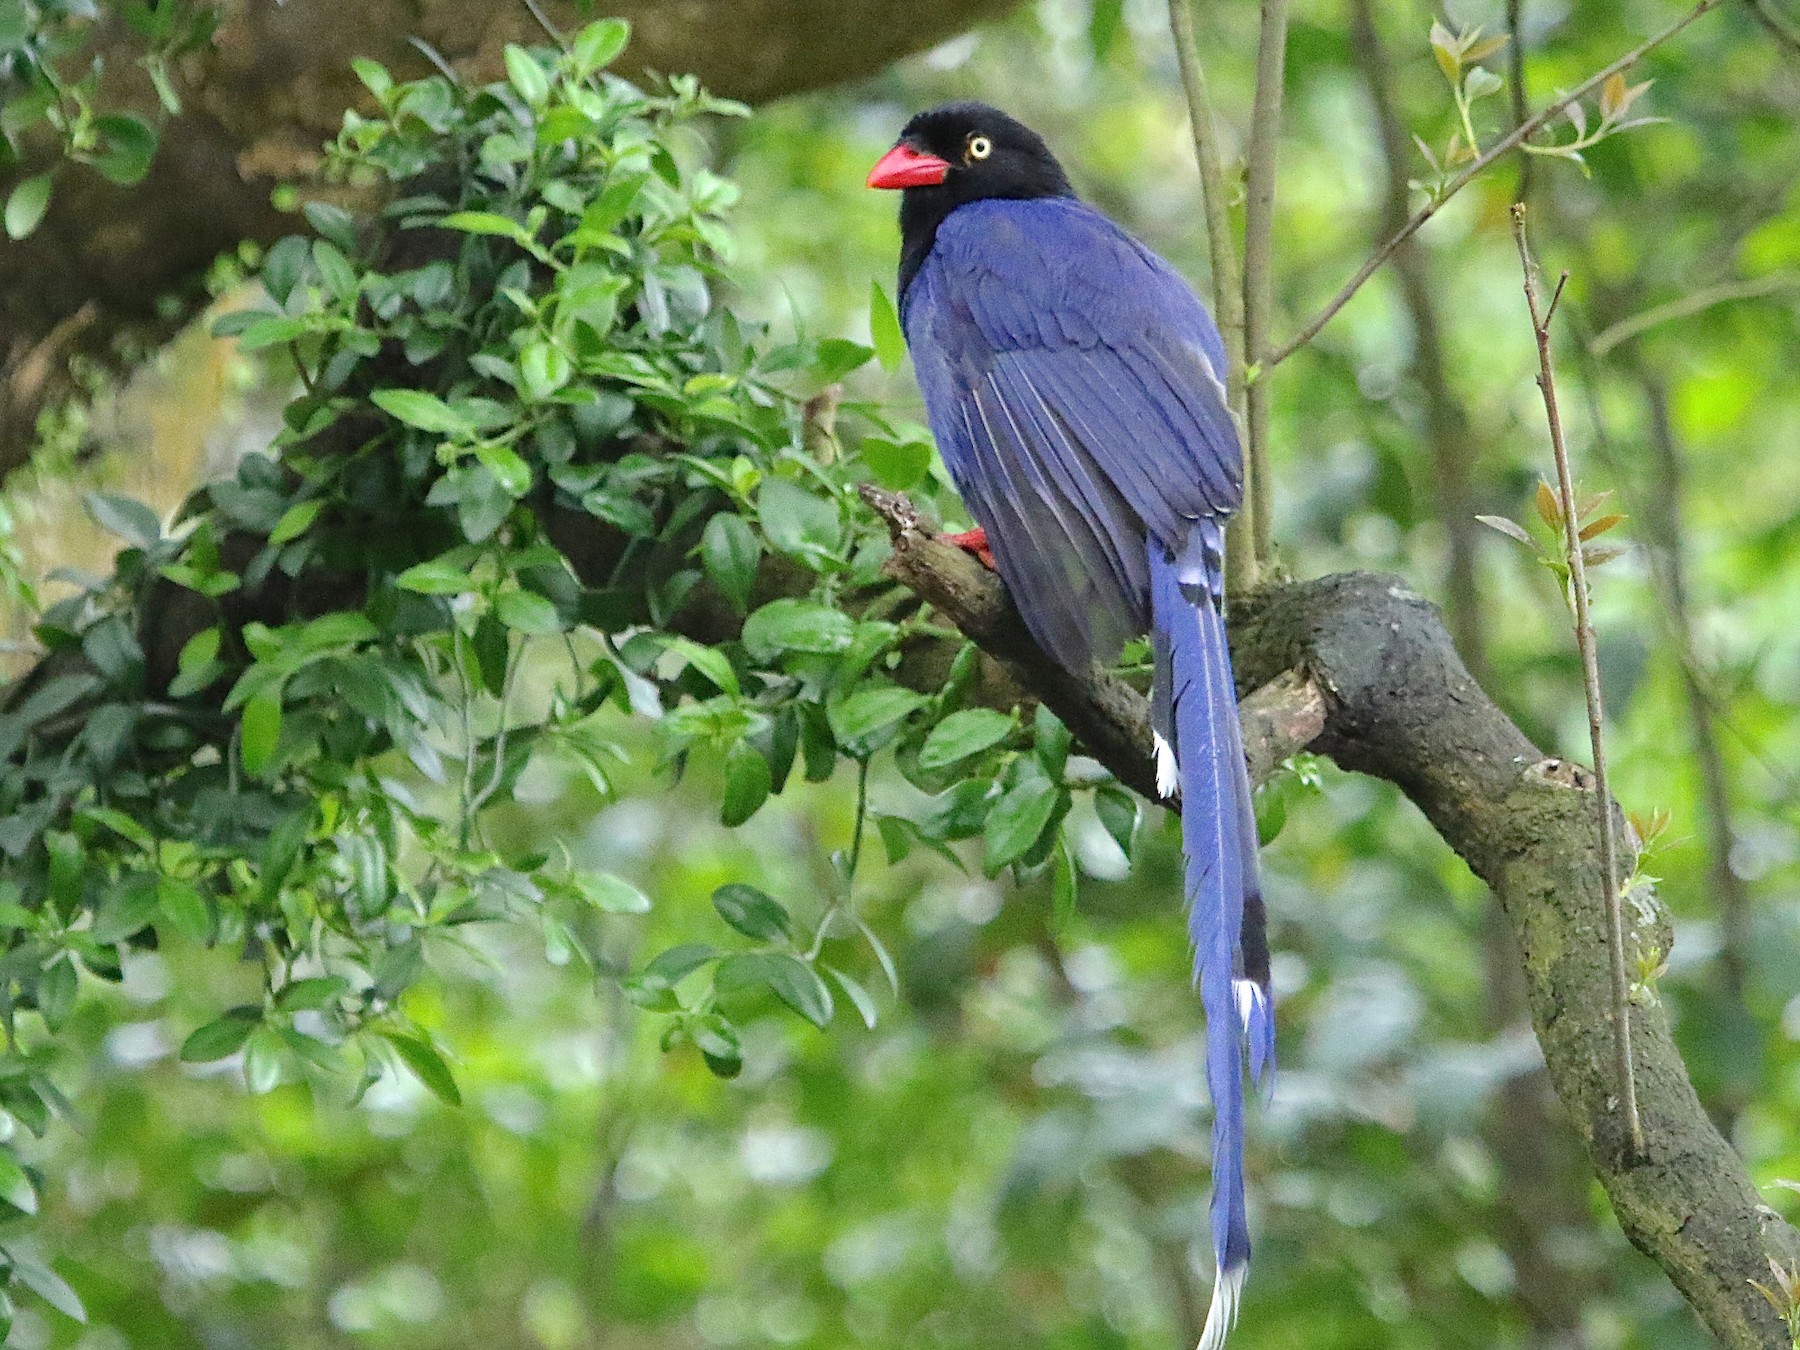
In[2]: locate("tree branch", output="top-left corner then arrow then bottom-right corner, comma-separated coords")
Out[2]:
1266,0 -> 1724,370
855,492 -> 1800,1346
1588,271 -> 1800,356
1347,0 -> 1489,686
1241,0 -> 1289,575
1512,206 -> 1643,1155
1166,0 -> 1255,593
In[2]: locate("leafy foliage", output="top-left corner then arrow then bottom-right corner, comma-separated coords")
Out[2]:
0,24 -> 1152,1329
0,0 -> 216,237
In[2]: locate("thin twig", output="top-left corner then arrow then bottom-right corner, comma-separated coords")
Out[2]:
1505,0 -> 1533,201
1748,0 -> 1800,56
519,0 -> 569,49
1588,271 -> 1800,355
1270,0 -> 1723,369
1166,0 -> 1256,593
1511,204 -> 1643,1157
1167,0 -> 1244,374
1348,0 -> 1490,685
1242,0 -> 1289,574
1574,337 -> 1756,1120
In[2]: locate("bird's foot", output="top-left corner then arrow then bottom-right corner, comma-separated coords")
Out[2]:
939,527 -> 995,570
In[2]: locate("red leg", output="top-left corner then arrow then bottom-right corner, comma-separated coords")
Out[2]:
940,527 -> 995,570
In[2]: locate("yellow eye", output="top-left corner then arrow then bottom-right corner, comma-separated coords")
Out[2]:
967,135 -> 992,161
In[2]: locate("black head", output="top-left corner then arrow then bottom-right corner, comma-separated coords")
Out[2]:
868,103 -> 1075,297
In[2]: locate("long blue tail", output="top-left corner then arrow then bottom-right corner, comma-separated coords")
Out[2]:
1148,527 -> 1272,1350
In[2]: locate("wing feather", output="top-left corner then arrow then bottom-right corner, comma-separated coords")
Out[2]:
903,196 -> 1242,666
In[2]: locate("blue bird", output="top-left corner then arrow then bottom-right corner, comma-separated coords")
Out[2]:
869,104 -> 1272,1347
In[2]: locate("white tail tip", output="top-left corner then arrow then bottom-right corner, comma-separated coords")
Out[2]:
1197,1260 -> 1246,1350
1233,978 -> 1267,1036
1153,731 -> 1180,800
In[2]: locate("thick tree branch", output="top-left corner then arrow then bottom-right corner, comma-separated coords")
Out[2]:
0,0 -> 1022,474
854,493 -> 1800,1347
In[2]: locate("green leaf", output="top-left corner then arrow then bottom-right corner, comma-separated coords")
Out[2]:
919,708 -> 1015,769
712,883 -> 790,942
693,1015 -> 742,1078
440,210 -> 533,246
825,964 -> 879,1030
78,805 -> 153,849
475,441 -> 534,497
1254,777 -> 1288,845
861,436 -> 933,491
828,686 -> 924,753
1463,65 -> 1503,100
158,876 -> 211,944
275,976 -> 348,1012
572,871 -> 651,914
504,43 -> 550,106
700,512 -> 760,611
4,173 -> 50,240
984,762 -> 1062,873
814,338 -> 874,383
395,558 -> 477,594
1052,830 -> 1078,931
372,388 -> 473,435
243,1026 -> 285,1094
240,692 -> 282,776
869,280 -> 906,371
741,598 -> 855,662
92,874 -> 160,944
380,1029 -> 462,1106
1094,783 -> 1139,859
46,830 -> 83,908
495,589 -> 565,634
84,492 -> 161,548
636,943 -> 716,992
12,1255 -> 84,1324
351,56 -> 393,98
0,1150 -> 37,1214
757,477 -> 841,564
180,1006 -> 260,1062
715,953 -> 833,1029
919,778 -> 997,841
571,17 -> 631,73
90,114 -> 158,185
519,341 -> 571,402
875,814 -> 914,864
36,958 -> 75,1031
720,742 -> 772,827
269,498 -> 324,545
312,239 -> 357,300
660,635 -> 739,696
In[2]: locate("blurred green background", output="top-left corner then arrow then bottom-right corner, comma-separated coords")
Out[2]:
3,0 -> 1798,1345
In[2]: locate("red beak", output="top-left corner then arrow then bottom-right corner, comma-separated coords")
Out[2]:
867,143 -> 950,190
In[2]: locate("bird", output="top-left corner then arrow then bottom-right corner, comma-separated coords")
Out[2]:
867,103 -> 1272,1349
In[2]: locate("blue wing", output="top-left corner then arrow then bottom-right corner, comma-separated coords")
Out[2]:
903,197 -> 1241,670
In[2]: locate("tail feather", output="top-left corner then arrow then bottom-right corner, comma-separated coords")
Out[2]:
1148,534 -> 1269,1348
